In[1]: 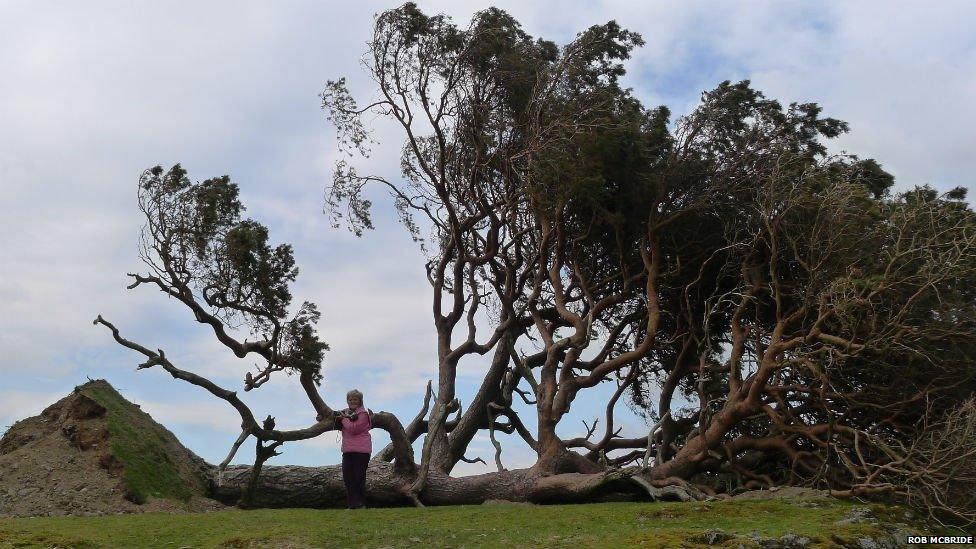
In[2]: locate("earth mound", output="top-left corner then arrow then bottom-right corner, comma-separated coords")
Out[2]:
0,379 -> 222,517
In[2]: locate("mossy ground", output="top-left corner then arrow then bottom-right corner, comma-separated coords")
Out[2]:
79,383 -> 201,504
0,499 -> 934,548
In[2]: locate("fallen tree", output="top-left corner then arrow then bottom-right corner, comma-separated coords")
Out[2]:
98,3 -> 976,526
93,163 -> 676,508
93,164 -> 420,507
320,3 -> 976,524
212,462 -> 703,508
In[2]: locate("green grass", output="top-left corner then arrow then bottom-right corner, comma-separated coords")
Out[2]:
0,499 -> 917,548
80,384 -> 200,504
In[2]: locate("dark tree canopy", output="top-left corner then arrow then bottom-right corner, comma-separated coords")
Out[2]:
320,3 -> 976,523
98,3 -> 976,526
99,165 -> 418,506
137,165 -> 328,384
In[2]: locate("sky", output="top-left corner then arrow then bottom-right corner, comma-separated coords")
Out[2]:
1,1 -> 974,474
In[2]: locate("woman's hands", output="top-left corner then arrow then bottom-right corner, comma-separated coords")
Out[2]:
314,409 -> 366,424
314,411 -> 345,423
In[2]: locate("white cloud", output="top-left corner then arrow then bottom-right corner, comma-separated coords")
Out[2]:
134,398 -> 243,433
0,391 -> 66,431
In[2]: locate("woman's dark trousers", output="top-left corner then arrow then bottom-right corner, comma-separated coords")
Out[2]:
342,452 -> 370,508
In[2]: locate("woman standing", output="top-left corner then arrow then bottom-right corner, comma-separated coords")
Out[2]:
333,389 -> 372,509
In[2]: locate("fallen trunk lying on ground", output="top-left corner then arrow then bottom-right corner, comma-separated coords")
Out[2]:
211,463 -> 706,508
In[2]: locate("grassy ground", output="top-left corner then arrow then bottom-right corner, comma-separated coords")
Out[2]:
0,499 -> 925,548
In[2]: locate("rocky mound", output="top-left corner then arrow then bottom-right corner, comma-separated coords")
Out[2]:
0,379 -> 223,517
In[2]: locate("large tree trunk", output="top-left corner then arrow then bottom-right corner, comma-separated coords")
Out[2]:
648,402 -> 750,480
213,462 -> 416,508
443,332 -> 515,472
209,462 -> 696,508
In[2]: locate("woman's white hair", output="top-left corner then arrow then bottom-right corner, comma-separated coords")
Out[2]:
346,389 -> 364,401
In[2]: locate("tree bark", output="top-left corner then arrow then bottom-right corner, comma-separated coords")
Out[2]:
209,462 -> 691,508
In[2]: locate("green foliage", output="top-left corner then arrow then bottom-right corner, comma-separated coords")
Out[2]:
849,158 -> 895,198
684,80 -> 849,163
137,164 -> 328,382
322,3 -> 650,243
322,5 -> 975,516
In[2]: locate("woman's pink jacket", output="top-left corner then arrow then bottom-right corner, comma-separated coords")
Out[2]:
339,406 -> 372,454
